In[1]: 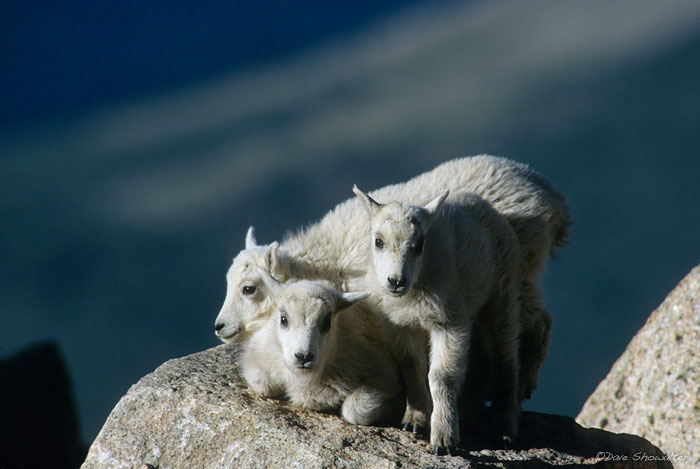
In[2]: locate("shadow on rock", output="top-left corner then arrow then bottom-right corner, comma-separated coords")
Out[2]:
460,411 -> 671,468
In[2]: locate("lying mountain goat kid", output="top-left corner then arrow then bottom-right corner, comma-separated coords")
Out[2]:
353,186 -> 522,452
215,155 -> 570,432
239,270 -> 403,425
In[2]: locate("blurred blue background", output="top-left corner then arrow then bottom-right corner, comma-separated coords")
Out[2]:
2,0 -> 699,447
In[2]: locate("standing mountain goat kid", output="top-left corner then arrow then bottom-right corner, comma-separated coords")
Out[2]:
353,186 -> 522,453
239,270 -> 404,426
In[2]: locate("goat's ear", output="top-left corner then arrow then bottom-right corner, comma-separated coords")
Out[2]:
353,185 -> 382,216
423,191 -> 449,223
257,267 -> 282,295
264,241 -> 287,282
245,226 -> 258,249
335,291 -> 370,313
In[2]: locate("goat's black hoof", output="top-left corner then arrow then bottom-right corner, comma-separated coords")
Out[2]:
489,433 -> 515,450
501,434 -> 514,449
402,422 -> 424,435
433,445 -> 453,456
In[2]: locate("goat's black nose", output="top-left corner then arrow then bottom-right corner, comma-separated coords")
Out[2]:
294,352 -> 315,364
387,276 -> 408,289
215,322 -> 225,332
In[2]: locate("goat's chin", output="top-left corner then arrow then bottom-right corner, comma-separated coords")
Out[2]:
216,327 -> 244,344
284,360 -> 315,373
384,285 -> 409,297
289,365 -> 316,377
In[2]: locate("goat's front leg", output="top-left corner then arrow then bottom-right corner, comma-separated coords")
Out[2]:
390,327 -> 431,434
241,360 -> 285,398
428,326 -> 469,454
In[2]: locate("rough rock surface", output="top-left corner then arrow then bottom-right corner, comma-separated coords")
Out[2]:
83,345 -> 669,468
578,264 -> 700,468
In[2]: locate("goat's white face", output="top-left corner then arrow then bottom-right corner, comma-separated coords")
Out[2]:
275,285 -> 334,372
369,203 -> 429,295
353,186 -> 448,296
259,274 -> 369,374
214,227 -> 281,343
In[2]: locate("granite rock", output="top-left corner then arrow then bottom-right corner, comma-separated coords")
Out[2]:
577,264 -> 700,469
83,344 -> 669,468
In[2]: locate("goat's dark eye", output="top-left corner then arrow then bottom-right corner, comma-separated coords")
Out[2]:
280,313 -> 289,328
320,313 -> 331,334
375,238 -> 384,249
242,285 -> 256,295
414,236 -> 425,255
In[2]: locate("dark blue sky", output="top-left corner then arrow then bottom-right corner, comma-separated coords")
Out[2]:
2,0 -> 427,128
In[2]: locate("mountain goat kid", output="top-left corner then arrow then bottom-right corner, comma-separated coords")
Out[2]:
239,270 -> 404,426
352,186 -> 522,453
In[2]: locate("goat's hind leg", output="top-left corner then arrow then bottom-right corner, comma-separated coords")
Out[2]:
457,334 -> 490,447
479,296 -> 521,446
518,281 -> 552,402
341,389 -> 383,425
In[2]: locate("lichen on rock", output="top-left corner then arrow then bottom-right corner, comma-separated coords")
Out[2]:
578,264 -> 700,469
